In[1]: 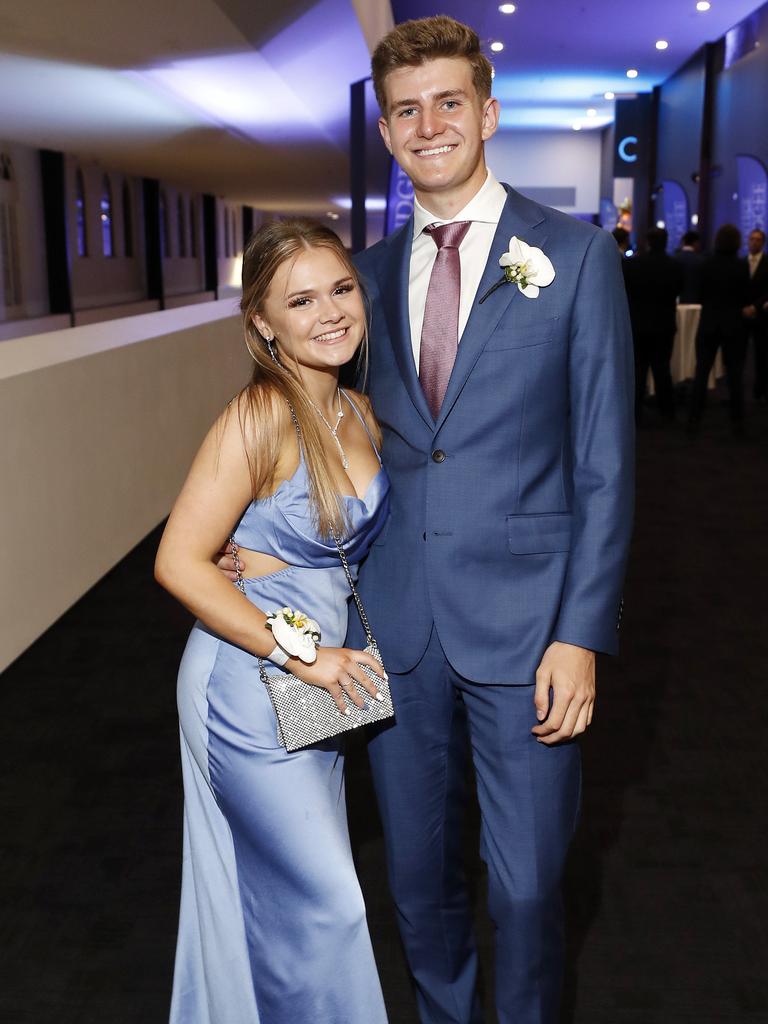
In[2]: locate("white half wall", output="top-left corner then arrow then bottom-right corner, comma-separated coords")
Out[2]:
0,301 -> 252,672
486,129 -> 602,215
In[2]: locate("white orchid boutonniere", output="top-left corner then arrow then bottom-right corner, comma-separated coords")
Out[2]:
266,607 -> 321,664
479,236 -> 556,304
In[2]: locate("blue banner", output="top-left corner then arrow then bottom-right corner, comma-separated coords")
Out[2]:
660,180 -> 689,252
736,155 -> 768,247
385,160 -> 414,235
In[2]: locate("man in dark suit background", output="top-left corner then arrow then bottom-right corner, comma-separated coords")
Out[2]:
624,227 -> 684,424
673,230 -> 703,304
744,227 -> 768,403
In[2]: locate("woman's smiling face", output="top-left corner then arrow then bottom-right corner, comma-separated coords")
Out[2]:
255,245 -> 366,371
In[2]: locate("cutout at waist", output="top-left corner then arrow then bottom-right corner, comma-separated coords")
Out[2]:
234,547 -> 290,580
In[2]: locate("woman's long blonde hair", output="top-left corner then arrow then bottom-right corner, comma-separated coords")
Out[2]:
236,218 -> 369,538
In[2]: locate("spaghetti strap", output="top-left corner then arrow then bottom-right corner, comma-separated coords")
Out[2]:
340,390 -> 382,464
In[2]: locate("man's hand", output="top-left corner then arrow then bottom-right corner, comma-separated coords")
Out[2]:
215,543 -> 238,582
532,641 -> 595,745
744,304 -> 758,319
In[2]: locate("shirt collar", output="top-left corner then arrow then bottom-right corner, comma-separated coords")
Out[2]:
412,168 -> 507,239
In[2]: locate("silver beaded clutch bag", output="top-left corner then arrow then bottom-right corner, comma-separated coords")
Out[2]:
260,641 -> 394,752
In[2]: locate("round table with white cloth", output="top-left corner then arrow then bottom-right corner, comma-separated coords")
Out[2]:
648,304 -> 723,393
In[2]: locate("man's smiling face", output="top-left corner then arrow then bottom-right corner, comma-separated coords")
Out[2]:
378,56 -> 499,206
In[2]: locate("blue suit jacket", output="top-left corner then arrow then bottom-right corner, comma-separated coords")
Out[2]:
350,185 -> 635,684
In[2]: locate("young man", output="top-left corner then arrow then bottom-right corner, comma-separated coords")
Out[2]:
347,16 -> 634,1024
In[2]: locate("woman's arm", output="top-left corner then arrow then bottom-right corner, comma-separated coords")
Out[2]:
155,400 -> 275,657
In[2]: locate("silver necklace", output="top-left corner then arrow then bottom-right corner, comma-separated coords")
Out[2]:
308,387 -> 349,469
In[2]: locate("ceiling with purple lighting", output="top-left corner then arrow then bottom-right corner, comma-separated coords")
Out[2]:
0,0 -> 764,231
393,0 -> 763,129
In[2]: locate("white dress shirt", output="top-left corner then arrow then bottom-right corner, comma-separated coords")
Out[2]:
409,169 -> 507,367
748,252 -> 763,278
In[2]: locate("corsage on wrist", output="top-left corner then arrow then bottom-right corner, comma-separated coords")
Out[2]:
265,607 -> 321,665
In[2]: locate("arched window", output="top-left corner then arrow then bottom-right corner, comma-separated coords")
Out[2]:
159,189 -> 169,259
223,205 -> 230,258
122,182 -> 133,258
100,175 -> 114,257
189,198 -> 197,259
232,210 -> 238,254
0,154 -> 22,310
75,169 -> 87,257
177,195 -> 187,258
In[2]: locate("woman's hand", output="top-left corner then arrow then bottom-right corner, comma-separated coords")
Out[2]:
290,647 -> 388,714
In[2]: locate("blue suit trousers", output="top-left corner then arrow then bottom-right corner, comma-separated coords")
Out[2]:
367,628 -> 581,1024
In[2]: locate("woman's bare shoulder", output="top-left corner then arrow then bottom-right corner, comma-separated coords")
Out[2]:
344,389 -> 382,449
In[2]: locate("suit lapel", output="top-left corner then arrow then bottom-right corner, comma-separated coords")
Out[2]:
434,188 -> 548,432
378,218 -> 435,429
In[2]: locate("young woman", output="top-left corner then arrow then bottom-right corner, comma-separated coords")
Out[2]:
155,219 -> 390,1023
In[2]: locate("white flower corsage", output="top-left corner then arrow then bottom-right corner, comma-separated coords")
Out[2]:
479,236 -> 556,303
265,607 -> 321,664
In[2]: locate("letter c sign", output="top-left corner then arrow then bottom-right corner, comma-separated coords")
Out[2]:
618,136 -> 638,163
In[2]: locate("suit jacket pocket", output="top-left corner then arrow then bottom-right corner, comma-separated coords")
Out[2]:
485,316 -> 559,351
507,512 -> 572,554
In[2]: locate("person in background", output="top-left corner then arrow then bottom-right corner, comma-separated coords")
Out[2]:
688,224 -> 751,436
612,225 -> 631,257
624,227 -> 684,424
674,230 -> 703,304
743,227 -> 768,404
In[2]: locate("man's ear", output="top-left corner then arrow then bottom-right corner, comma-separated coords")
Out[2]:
378,116 -> 393,155
481,97 -> 500,143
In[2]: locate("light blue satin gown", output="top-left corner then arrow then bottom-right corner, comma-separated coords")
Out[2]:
170,393 -> 390,1023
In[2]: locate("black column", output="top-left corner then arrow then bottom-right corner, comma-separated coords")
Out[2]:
142,178 -> 164,309
202,195 -> 218,298
350,79 -> 367,254
39,150 -> 73,320
646,86 -> 661,238
698,40 -> 724,248
242,206 -> 254,249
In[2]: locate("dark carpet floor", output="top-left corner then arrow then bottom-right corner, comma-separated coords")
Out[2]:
2,388 -> 767,1024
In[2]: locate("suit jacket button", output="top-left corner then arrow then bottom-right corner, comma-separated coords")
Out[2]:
432,449 -> 446,463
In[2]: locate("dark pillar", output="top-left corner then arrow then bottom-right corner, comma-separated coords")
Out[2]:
203,195 -> 218,298
242,206 -> 254,248
39,150 -> 73,320
698,40 -> 723,248
350,78 -> 367,254
647,86 -> 661,237
142,178 -> 164,309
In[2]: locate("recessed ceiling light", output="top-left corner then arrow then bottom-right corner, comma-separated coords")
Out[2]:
498,3 -> 516,12
656,220 -> 666,229
587,108 -> 597,117
604,91 -> 615,100
696,1 -> 711,10
490,41 -> 505,52
656,39 -> 669,50
572,122 -> 582,131
326,211 -> 339,220
626,68 -> 639,78
691,213 -> 699,225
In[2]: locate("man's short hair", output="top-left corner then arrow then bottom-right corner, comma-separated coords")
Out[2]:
371,15 -> 493,116
681,230 -> 700,247
714,224 -> 741,255
750,227 -> 766,241
612,226 -> 630,249
646,228 -> 668,252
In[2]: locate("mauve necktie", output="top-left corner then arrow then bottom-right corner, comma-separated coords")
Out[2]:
419,220 -> 472,419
